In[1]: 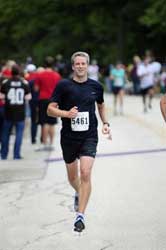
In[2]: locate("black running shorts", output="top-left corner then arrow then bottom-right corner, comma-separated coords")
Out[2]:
141,86 -> 153,96
112,86 -> 123,95
61,137 -> 98,164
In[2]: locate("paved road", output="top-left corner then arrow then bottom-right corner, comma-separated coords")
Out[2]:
0,94 -> 166,250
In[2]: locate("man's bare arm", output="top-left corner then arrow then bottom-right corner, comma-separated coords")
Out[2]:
47,102 -> 78,118
160,95 -> 166,122
97,102 -> 112,138
97,102 -> 109,124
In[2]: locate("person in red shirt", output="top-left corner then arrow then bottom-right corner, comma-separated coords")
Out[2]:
35,56 -> 61,149
1,60 -> 16,79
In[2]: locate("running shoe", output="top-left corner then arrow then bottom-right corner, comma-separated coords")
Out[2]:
74,215 -> 85,232
74,193 -> 79,212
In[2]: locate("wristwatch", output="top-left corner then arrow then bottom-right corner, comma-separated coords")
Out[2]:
103,122 -> 110,127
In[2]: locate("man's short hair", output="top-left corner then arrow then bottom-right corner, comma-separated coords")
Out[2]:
71,51 -> 90,65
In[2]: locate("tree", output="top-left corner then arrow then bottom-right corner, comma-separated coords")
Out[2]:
0,0 -> 164,65
140,0 -> 166,61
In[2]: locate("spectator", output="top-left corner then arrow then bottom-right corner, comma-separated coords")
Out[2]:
0,65 -> 31,160
1,60 -> 16,79
130,55 -> 141,95
34,56 -> 61,149
25,64 -> 39,144
137,56 -> 159,113
88,59 -> 100,81
110,61 -> 126,115
160,65 -> 166,94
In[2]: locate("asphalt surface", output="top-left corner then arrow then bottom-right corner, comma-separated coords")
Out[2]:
0,93 -> 166,250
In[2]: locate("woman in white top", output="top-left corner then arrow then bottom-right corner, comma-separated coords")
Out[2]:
137,56 -> 157,113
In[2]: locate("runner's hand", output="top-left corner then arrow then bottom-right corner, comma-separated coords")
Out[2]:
67,106 -> 78,118
102,124 -> 112,140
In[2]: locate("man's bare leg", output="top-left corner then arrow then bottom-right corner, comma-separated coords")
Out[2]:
72,156 -> 94,232
66,157 -> 94,212
48,125 -> 55,145
41,124 -> 49,145
66,159 -> 80,193
119,89 -> 124,115
66,156 -> 94,231
78,156 -> 94,213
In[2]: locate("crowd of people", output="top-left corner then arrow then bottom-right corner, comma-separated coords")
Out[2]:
0,56 -> 63,160
103,51 -> 165,115
0,50 -> 165,157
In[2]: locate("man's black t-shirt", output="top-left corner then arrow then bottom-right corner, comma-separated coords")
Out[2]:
51,78 -> 104,140
1,77 -> 30,121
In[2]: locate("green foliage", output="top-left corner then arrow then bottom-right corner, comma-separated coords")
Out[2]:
140,0 -> 166,33
139,0 -> 166,58
0,0 -> 165,64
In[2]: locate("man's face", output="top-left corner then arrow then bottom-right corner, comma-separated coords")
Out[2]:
72,56 -> 88,78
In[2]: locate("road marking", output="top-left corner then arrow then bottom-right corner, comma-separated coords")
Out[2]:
45,147 -> 166,163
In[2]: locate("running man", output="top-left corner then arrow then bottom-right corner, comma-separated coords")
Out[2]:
160,95 -> 166,122
47,51 -> 111,232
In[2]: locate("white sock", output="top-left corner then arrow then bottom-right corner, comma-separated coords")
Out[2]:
77,212 -> 84,220
75,192 -> 79,197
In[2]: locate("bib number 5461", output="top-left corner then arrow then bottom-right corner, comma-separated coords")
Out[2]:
71,112 -> 89,131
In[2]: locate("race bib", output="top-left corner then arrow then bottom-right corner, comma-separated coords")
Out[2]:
71,112 -> 89,131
